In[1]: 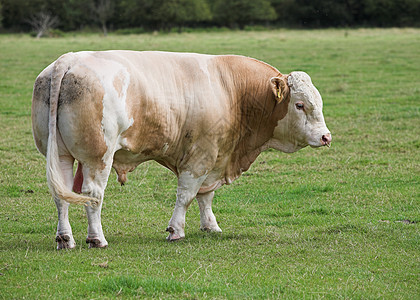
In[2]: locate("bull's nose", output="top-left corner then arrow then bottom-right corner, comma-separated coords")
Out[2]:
321,133 -> 332,146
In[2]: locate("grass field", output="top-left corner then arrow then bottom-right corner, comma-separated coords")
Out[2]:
0,28 -> 419,299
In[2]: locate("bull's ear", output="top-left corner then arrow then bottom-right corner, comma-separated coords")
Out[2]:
270,77 -> 289,103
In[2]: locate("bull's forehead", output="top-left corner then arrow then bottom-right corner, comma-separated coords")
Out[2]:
288,71 -> 322,108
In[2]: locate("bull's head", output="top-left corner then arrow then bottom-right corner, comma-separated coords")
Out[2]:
269,71 -> 332,153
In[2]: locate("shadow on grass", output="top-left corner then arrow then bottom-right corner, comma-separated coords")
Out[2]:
107,229 -> 262,247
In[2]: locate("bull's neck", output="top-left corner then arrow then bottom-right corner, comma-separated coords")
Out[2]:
225,79 -> 289,181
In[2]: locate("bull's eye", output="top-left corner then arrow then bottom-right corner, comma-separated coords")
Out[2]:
296,102 -> 304,110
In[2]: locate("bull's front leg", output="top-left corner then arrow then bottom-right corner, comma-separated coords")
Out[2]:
167,172 -> 206,241
196,191 -> 222,233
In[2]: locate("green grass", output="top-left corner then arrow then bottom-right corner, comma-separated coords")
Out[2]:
0,29 -> 419,299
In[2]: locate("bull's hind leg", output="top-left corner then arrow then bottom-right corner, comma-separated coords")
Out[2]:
196,191 -> 222,233
85,202 -> 107,248
80,160 -> 113,248
167,172 -> 207,241
55,156 -> 76,249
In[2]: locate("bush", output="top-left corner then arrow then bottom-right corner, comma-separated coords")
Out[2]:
0,0 -> 419,32
114,27 -> 146,35
48,28 -> 64,37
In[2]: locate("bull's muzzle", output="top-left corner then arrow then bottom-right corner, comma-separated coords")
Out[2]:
321,133 -> 332,147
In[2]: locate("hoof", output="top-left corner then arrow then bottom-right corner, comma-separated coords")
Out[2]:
56,234 -> 75,250
200,226 -> 222,233
86,237 -> 108,248
166,226 -> 184,242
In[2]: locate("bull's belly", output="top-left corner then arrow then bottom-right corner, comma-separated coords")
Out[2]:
112,148 -> 228,193
112,148 -> 180,185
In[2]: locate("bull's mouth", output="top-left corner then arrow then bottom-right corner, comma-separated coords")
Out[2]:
321,133 -> 332,148
308,135 -> 332,148
309,142 -> 330,148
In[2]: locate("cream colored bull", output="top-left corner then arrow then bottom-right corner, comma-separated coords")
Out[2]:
32,51 -> 331,249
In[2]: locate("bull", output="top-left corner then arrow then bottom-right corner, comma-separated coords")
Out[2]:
31,51 -> 331,249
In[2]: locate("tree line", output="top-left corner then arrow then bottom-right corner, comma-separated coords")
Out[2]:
1,0 -> 419,35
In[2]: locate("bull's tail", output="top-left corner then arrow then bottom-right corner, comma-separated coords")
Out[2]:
46,53 -> 99,207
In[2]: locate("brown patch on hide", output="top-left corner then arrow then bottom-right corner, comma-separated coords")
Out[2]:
119,69 -> 168,156
57,67 -> 108,170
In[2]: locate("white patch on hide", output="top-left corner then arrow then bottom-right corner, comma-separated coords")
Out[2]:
76,52 -> 134,163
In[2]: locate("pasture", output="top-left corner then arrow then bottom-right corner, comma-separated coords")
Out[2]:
0,29 -> 419,298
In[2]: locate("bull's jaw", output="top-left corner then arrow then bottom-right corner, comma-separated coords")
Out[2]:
268,116 -> 307,153
267,137 -> 305,153
268,131 -> 331,152
268,116 -> 331,152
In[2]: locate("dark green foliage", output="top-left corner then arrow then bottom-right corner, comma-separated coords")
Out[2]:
138,0 -> 212,31
212,0 -> 277,29
1,0 -> 419,33
272,0 -> 420,27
